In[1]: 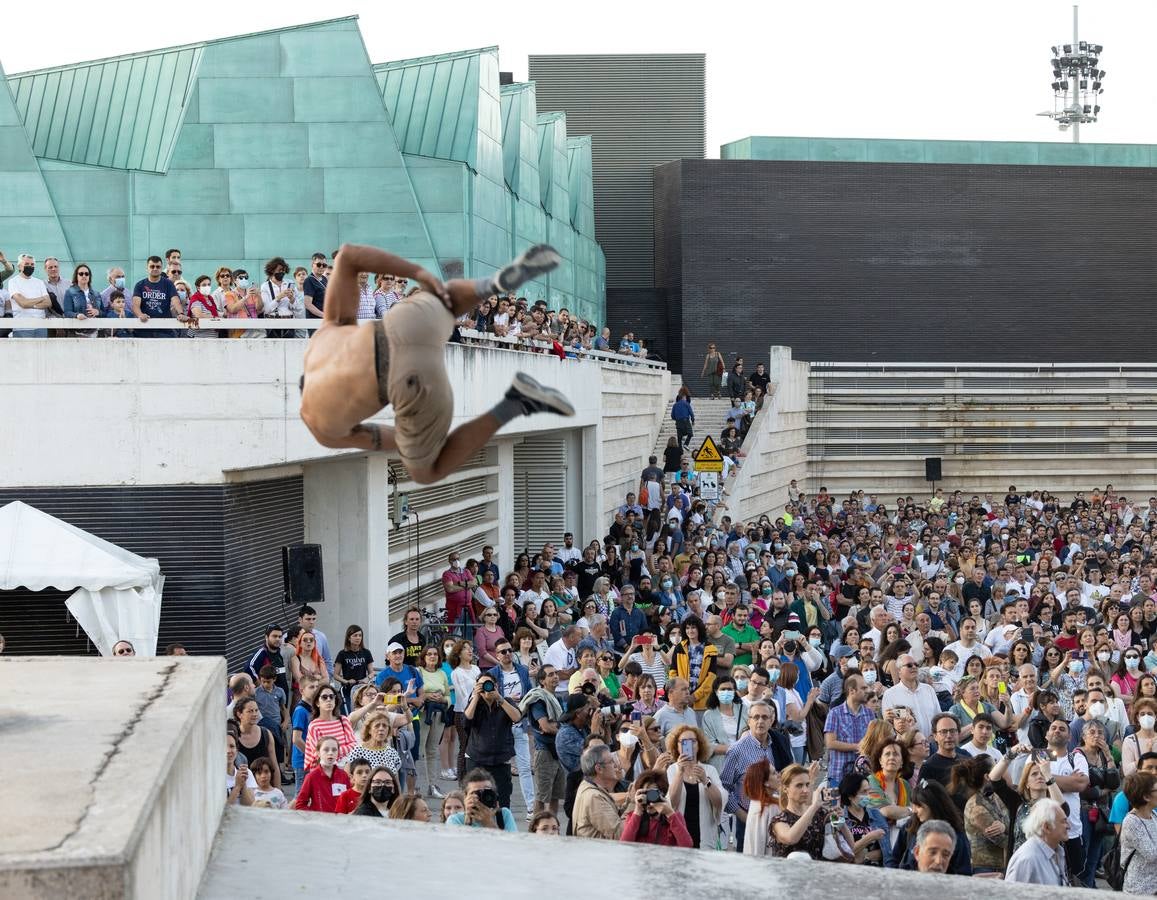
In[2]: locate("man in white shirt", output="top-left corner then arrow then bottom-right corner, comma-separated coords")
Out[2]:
555,532 -> 582,566
944,617 -> 992,677
7,253 -> 51,337
1011,664 -> 1038,746
985,602 -> 1023,656
882,653 -> 942,735
1043,718 -> 1090,875
543,626 -> 581,695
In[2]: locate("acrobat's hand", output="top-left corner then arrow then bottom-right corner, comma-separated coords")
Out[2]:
413,268 -> 450,305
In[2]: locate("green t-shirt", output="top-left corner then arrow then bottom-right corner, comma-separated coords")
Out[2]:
722,623 -> 761,666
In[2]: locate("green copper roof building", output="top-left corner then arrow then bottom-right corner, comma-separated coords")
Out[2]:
0,17 -> 605,324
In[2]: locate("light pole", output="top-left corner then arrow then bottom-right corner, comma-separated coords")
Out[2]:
1039,5 -> 1105,142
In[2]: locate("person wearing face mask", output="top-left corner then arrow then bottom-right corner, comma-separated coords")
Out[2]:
656,574 -> 683,611
100,266 -> 126,311
1123,700 -> 1157,776
223,268 -> 260,338
260,256 -> 296,337
1113,648 -> 1144,706
702,676 -> 747,771
7,253 -> 52,338
818,646 -> 859,705
185,275 -> 221,339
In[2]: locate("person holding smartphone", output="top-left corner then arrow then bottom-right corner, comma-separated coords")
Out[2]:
665,724 -> 725,849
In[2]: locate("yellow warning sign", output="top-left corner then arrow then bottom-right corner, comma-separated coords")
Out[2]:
693,435 -> 725,473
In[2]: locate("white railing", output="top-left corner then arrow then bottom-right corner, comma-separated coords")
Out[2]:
7,318 -> 668,371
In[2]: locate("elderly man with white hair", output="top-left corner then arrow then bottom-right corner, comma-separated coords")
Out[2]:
1004,799 -> 1069,886
863,604 -> 892,656
6,253 -> 51,337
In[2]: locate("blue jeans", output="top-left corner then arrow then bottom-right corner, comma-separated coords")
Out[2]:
791,745 -> 806,764
11,328 -> 47,338
868,807 -> 896,867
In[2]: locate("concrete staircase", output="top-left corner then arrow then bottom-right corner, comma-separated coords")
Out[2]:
652,375 -> 737,461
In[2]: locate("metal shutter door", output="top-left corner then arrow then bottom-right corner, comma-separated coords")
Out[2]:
512,436 -> 567,556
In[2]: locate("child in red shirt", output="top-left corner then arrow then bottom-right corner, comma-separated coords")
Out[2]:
293,737 -> 351,813
335,758 -> 371,814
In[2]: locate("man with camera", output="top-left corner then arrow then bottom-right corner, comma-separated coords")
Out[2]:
444,768 -> 518,832
573,744 -> 627,839
463,671 -> 523,810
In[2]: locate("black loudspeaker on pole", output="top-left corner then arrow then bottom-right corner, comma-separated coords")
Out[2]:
283,543 -> 325,605
924,457 -> 942,483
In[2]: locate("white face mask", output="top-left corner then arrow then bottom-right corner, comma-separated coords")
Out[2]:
618,732 -> 638,749
1089,701 -> 1106,719
1140,714 -> 1156,731
1097,652 -> 1112,663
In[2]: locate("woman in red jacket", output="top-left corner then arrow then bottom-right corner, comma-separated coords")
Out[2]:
293,736 -> 351,813
619,771 -> 693,848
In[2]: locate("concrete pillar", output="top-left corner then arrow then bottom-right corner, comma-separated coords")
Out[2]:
303,455 -> 391,656
496,438 -> 515,573
582,424 -> 601,545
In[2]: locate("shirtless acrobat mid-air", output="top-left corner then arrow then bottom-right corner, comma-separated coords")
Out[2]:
300,243 -> 574,484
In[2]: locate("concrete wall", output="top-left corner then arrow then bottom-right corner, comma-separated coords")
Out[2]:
0,338 -> 667,655
0,656 -> 224,900
0,338 -> 647,487
598,361 -> 672,524
724,346 -> 808,523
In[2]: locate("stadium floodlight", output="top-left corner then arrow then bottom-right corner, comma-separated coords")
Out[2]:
1041,5 -> 1104,142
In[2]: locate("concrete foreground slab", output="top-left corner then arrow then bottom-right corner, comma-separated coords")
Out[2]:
0,656 -> 224,899
198,806 -> 1094,899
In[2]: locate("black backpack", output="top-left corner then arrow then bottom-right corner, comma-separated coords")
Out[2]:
1103,839 -> 1135,892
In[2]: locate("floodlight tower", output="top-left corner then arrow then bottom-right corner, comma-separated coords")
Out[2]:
1040,5 -> 1105,142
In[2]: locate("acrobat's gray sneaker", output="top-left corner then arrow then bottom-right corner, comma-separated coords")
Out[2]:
492,244 -> 561,293
506,371 -> 575,417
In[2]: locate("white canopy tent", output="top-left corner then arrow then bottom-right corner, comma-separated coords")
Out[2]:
0,501 -> 164,656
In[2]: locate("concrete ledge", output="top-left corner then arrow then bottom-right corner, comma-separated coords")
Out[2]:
199,806 -> 1094,899
0,657 -> 225,900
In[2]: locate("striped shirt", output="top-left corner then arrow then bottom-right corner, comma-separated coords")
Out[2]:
303,716 -> 357,770
626,651 -> 668,688
823,701 -> 876,783
720,733 -> 786,814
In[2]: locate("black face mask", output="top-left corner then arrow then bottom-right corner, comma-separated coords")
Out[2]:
275,271 -> 287,279
21,265 -> 34,277
370,784 -> 396,803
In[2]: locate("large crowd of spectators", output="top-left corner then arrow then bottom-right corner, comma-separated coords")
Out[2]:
60,479 -> 1144,890
61,476 -> 1129,883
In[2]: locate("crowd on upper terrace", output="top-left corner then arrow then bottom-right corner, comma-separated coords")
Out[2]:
0,248 -> 644,360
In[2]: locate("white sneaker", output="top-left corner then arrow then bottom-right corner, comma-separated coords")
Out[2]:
428,784 -> 445,799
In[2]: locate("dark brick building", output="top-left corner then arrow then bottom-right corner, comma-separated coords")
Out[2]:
656,137 -> 1157,389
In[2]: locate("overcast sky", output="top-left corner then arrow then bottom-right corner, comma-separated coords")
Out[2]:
2,0 -> 1149,157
